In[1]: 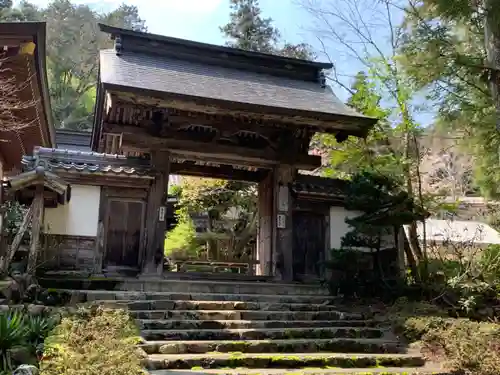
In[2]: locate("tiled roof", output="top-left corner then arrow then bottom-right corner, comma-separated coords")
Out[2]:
55,130 -> 91,151
100,49 -> 366,120
293,174 -> 349,199
3,168 -> 71,205
22,147 -> 153,178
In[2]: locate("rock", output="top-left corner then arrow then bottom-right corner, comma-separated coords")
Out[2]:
13,365 -> 39,375
9,346 -> 35,365
159,343 -> 185,354
27,304 -> 46,316
477,307 -> 494,319
135,348 -> 148,360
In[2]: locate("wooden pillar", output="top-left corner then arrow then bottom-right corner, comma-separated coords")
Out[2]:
142,150 -> 170,277
257,170 -> 274,276
27,185 -> 44,274
273,165 -> 295,282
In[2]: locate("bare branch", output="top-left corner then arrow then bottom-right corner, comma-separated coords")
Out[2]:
0,57 -> 40,133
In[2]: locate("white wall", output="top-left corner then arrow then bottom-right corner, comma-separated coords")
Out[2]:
329,206 -> 362,249
329,206 -> 395,251
44,184 -> 101,237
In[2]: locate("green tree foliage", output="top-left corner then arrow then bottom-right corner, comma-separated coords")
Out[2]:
316,72 -> 402,181
221,0 -> 314,59
164,214 -> 200,258
399,0 -> 500,197
329,172 -> 425,298
171,177 -> 257,259
1,0 -> 146,131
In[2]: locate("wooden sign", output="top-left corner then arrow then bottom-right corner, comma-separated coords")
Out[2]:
158,206 -> 166,222
277,214 -> 286,229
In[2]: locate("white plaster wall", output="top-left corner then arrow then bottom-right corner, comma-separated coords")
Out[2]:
329,206 -> 362,249
44,184 -> 101,237
329,206 -> 395,251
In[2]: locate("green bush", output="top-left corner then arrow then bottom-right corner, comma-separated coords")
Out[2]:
165,215 -> 201,258
0,311 -> 28,372
40,306 -> 145,375
386,301 -> 500,375
0,310 -> 55,373
421,319 -> 500,375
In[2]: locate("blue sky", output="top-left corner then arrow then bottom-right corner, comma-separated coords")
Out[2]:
26,0 -> 307,47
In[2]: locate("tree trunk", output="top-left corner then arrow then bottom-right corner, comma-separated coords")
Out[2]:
484,0 -> 500,130
206,212 -> 218,259
401,108 -> 424,282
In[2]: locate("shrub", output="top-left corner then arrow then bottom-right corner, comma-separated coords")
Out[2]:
24,315 -> 58,354
421,319 -> 500,375
398,316 -> 454,342
40,306 -> 145,375
0,310 -> 55,373
0,311 -> 29,372
386,300 -> 500,375
165,215 -> 201,258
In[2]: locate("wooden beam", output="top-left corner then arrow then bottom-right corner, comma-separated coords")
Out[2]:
27,185 -> 44,274
106,89 -> 374,136
257,171 -> 274,276
103,111 -> 280,135
0,36 -> 33,47
54,172 -> 153,188
142,150 -> 170,277
105,125 -> 321,170
274,165 -> 295,282
170,163 -> 265,182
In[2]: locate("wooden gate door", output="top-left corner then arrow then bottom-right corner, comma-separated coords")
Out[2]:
104,199 -> 145,270
292,211 -> 326,281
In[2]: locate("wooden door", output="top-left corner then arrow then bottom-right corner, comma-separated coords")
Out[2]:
104,199 -> 145,270
292,211 -> 326,281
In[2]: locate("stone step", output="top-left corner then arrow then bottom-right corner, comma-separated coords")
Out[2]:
40,277 -> 330,296
140,326 -> 384,341
58,289 -> 334,304
137,319 -> 378,330
97,300 -> 361,314
145,352 -> 425,371
140,338 -> 402,355
149,367 -> 449,375
131,310 -> 363,321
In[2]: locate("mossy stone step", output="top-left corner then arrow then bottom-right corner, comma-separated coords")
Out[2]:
40,277 -> 330,296
98,300 -> 360,314
149,368 -> 449,375
138,319 -> 378,330
140,338 -> 402,355
145,353 -> 426,371
131,310 -> 361,321
140,327 -> 384,341
58,289 -> 333,304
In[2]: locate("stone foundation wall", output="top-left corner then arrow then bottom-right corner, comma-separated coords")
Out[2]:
39,234 -> 97,272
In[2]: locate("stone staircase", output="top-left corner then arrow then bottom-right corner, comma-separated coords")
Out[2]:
47,278 -> 445,375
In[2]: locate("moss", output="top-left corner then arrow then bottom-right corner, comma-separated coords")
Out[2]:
41,306 -> 144,375
159,354 -> 425,370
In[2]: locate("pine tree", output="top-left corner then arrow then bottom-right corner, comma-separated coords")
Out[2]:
220,0 -> 313,59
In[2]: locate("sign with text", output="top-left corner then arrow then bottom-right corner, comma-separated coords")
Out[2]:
159,206 -> 166,222
277,214 -> 286,229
